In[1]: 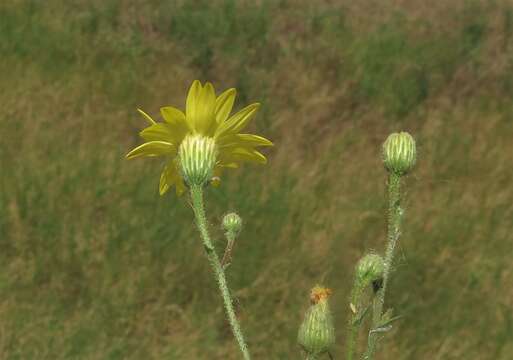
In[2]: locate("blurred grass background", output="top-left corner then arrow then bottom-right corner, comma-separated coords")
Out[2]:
1,0 -> 512,359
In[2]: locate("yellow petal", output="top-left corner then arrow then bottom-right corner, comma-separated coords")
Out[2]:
170,158 -> 186,196
159,162 -> 178,195
198,82 -> 217,134
126,141 -> 175,159
218,162 -> 239,168
185,80 -> 201,131
214,103 -> 260,138
218,133 -> 273,148
159,160 -> 186,196
215,88 -> 236,124
159,165 -> 173,195
185,80 -> 216,135
140,123 -> 175,142
175,176 -> 186,196
160,106 -> 186,126
220,147 -> 267,164
137,108 -> 156,125
159,106 -> 190,140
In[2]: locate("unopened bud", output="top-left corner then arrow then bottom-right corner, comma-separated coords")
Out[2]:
222,212 -> 242,234
298,286 -> 335,357
356,254 -> 385,288
382,132 -> 416,176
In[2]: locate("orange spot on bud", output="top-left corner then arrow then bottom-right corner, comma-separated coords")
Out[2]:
310,286 -> 332,304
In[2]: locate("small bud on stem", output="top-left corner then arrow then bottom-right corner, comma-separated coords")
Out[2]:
382,132 -> 416,176
298,286 -> 335,358
355,253 -> 385,292
222,212 -> 242,235
221,212 -> 242,269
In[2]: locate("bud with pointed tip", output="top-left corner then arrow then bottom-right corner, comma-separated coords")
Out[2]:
382,132 -> 416,176
179,135 -> 217,186
298,286 -> 335,357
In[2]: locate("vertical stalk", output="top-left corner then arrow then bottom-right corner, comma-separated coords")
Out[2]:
190,184 -> 251,360
346,286 -> 363,360
364,297 -> 381,359
221,230 -> 236,269
364,173 -> 402,359
346,321 -> 358,360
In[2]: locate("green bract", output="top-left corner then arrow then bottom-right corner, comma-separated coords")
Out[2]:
179,135 -> 217,187
298,286 -> 335,357
382,132 -> 416,176
356,253 -> 385,288
222,212 -> 242,234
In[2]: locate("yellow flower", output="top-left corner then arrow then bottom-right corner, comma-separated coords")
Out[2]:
126,80 -> 273,195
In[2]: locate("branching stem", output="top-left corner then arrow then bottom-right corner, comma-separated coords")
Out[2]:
364,173 -> 402,360
221,230 -> 236,269
190,185 -> 251,360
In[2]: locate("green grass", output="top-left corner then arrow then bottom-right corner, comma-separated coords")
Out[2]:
1,0 -> 513,359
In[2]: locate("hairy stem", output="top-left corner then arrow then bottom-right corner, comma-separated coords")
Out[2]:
346,322 -> 358,360
364,173 -> 402,359
190,185 -> 251,360
221,230 -> 236,269
346,286 -> 363,360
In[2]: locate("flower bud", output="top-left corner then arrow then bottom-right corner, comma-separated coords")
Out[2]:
210,176 -> 221,187
222,212 -> 242,234
355,254 -> 384,289
298,286 -> 335,357
179,135 -> 217,186
382,132 -> 416,176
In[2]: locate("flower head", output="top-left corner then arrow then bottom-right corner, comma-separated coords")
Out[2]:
126,80 -> 273,195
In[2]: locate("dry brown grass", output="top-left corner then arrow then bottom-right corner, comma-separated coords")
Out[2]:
1,0 -> 512,358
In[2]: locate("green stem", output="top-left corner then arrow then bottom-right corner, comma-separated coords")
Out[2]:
346,286 -> 363,360
190,185 -> 251,360
364,297 -> 381,359
221,230 -> 237,269
364,173 -> 402,360
346,323 -> 358,360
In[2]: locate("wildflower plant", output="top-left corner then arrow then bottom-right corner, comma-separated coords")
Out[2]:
346,131 -> 417,360
125,80 -> 416,359
298,131 -> 415,360
126,80 -> 273,360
